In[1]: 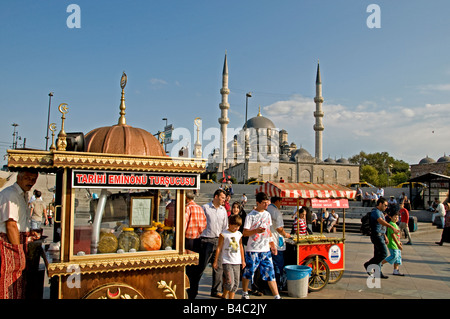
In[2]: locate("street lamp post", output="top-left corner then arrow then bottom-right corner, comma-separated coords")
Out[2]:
45,92 -> 54,150
11,123 -> 19,149
244,92 -> 252,184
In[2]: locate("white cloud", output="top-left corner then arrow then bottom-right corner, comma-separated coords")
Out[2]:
418,83 -> 450,93
149,78 -> 168,88
400,108 -> 415,117
260,94 -> 450,164
264,94 -> 314,122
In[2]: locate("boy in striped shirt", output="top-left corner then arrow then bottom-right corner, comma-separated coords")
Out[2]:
292,207 -> 308,235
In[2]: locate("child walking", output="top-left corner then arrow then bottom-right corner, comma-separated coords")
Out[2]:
213,214 -> 246,299
382,211 -> 404,276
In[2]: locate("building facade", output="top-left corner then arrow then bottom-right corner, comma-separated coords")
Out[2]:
207,57 -> 360,185
410,155 -> 450,178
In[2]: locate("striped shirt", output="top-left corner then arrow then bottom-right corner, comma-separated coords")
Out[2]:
185,200 -> 207,239
292,217 -> 308,235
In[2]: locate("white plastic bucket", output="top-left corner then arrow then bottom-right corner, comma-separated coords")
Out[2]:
284,265 -> 312,298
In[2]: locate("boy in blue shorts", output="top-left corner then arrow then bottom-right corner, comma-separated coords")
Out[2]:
241,192 -> 281,299
382,211 -> 404,276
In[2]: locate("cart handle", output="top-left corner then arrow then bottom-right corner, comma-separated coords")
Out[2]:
53,204 -> 62,223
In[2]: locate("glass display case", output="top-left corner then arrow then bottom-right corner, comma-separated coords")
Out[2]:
73,187 -> 178,256
69,169 -> 201,259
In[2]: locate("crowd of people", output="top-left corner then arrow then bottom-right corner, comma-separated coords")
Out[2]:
2,169 -> 450,300
291,206 -> 339,234
359,186 -> 415,279
363,193 -> 450,279
184,185 -> 345,299
187,184 -> 450,298
185,189 -> 290,299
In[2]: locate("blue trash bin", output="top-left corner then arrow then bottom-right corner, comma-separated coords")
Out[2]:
284,265 -> 312,298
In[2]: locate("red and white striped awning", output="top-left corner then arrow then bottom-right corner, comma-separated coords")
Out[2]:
255,182 -> 356,200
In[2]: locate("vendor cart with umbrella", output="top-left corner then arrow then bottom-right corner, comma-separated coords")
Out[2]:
255,182 -> 356,292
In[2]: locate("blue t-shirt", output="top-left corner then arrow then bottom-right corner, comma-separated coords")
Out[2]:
369,207 -> 386,234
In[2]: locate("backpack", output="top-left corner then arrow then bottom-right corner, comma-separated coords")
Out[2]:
360,211 -> 372,236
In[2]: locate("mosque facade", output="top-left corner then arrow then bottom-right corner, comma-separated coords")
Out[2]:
206,55 -> 360,185
410,155 -> 450,178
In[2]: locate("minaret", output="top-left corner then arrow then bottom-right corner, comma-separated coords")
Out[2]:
218,53 -> 230,171
193,117 -> 202,159
313,61 -> 324,162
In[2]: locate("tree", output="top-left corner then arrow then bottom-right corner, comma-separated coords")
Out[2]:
349,151 -> 411,186
390,172 -> 409,186
360,165 -> 379,186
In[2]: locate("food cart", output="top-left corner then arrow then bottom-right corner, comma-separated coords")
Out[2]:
6,73 -> 206,299
255,182 -> 356,291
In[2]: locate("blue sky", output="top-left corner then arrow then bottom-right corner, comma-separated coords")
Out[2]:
1,0 -> 450,167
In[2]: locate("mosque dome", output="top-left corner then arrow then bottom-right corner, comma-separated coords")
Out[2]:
290,147 -> 314,162
419,156 -> 436,164
85,72 -> 166,157
437,154 -> 450,163
243,108 -> 276,130
336,157 -> 349,164
324,157 -> 336,163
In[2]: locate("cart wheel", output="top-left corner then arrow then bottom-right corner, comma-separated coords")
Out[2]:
328,270 -> 344,284
303,257 -> 330,292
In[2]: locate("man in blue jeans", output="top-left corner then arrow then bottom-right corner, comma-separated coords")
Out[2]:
364,197 -> 400,279
186,189 -> 228,299
267,196 -> 291,291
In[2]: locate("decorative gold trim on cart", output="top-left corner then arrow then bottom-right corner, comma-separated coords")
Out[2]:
157,280 -> 178,299
7,150 -> 206,172
47,252 -> 199,278
83,282 -> 145,299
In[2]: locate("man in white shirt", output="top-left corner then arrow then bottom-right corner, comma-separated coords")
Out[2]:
432,199 -> 445,228
241,193 -> 247,207
187,188 -> 228,299
0,170 -> 39,243
377,187 -> 384,198
267,196 -> 291,291
241,192 -> 281,299
387,196 -> 398,213
0,169 -> 39,299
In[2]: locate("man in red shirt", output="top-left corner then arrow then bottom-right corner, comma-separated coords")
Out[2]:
184,191 -> 207,252
398,202 -> 412,245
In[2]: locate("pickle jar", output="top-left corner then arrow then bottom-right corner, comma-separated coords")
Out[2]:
140,227 -> 162,251
98,231 -> 119,254
161,226 -> 174,250
118,227 -> 140,252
